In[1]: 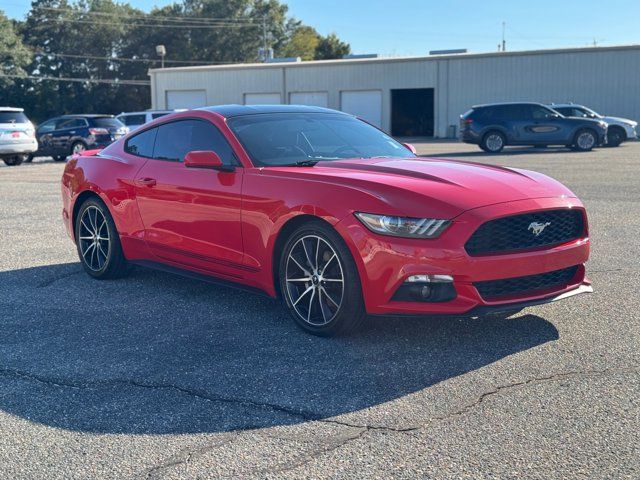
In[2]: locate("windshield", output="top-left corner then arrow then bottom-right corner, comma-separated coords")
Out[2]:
227,113 -> 415,166
0,112 -> 29,124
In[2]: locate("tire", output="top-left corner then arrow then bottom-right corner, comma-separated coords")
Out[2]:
573,128 -> 597,152
53,155 -> 67,162
278,221 -> 366,336
480,131 -> 506,153
606,127 -> 625,147
2,155 -> 25,166
71,141 -> 87,156
24,154 -> 34,163
75,197 -> 130,279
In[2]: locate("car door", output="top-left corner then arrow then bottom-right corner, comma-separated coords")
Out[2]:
133,118 -> 245,278
35,119 -> 57,155
52,118 -> 87,154
521,105 -> 571,144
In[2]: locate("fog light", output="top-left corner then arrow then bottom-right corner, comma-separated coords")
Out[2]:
418,285 -> 431,298
392,274 -> 457,303
406,274 -> 454,283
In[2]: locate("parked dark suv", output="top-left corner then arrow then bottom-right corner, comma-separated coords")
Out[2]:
459,102 -> 607,153
28,115 -> 128,162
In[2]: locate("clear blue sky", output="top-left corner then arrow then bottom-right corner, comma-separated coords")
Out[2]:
3,0 -> 639,56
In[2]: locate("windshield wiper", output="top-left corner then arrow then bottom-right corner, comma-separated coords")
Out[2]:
292,159 -> 319,166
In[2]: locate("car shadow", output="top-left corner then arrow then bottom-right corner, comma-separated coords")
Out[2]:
0,263 -> 559,434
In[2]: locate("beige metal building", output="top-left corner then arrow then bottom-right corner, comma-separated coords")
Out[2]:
149,44 -> 640,138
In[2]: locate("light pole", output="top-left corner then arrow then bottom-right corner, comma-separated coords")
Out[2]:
155,45 -> 166,68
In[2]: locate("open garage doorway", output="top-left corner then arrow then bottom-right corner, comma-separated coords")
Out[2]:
391,88 -> 434,137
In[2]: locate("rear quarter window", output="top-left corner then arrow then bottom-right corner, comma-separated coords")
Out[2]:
124,127 -> 157,158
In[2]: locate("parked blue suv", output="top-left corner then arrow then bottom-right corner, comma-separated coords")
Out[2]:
28,115 -> 128,162
459,102 -> 607,153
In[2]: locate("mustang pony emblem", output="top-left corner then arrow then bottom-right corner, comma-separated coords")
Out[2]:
528,221 -> 551,236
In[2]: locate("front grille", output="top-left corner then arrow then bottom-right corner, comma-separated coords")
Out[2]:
474,266 -> 579,301
465,209 -> 585,256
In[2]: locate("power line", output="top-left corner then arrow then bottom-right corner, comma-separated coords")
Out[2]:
32,18 -> 260,29
33,52 -> 243,65
0,73 -> 150,86
13,4 -> 260,25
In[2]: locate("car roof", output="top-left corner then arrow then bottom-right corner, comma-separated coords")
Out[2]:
58,114 -> 114,119
198,104 -> 347,118
472,102 -> 546,109
0,107 -> 25,112
118,110 -> 181,115
548,103 -> 585,108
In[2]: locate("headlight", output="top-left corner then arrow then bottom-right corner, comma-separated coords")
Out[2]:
355,212 -> 450,239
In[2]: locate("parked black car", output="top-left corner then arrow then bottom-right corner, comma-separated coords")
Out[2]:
27,115 -> 128,162
459,102 -> 608,153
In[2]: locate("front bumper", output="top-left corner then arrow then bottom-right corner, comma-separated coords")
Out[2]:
336,197 -> 591,316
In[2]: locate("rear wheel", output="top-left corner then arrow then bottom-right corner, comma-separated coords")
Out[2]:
606,127 -> 624,147
480,131 -> 505,153
53,155 -> 66,162
75,198 -> 130,279
71,141 -> 86,156
24,154 -> 34,163
573,129 -> 597,152
2,155 -> 25,166
279,221 -> 366,336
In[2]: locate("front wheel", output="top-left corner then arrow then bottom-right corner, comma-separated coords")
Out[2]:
279,222 -> 366,336
480,131 -> 506,153
573,129 -> 597,152
606,127 -> 624,147
75,198 -> 130,279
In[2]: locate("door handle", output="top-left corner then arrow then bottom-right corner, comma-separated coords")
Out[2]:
136,178 -> 157,187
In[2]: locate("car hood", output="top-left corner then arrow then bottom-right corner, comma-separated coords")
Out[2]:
602,116 -> 637,127
268,157 -> 577,219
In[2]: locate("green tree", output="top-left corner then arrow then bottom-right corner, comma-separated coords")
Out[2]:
0,11 -> 32,91
281,25 -> 320,60
315,33 -> 350,60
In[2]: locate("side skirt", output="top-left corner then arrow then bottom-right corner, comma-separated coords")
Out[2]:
130,260 -> 274,298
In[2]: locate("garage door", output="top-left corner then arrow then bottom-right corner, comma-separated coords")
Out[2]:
166,90 -> 207,109
340,90 -> 382,127
244,93 -> 282,105
289,92 -> 328,108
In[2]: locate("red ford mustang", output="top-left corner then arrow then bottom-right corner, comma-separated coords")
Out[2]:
61,105 -> 592,336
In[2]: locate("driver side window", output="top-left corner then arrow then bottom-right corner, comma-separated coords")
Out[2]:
38,120 -> 56,134
531,106 -> 553,120
153,119 -> 237,165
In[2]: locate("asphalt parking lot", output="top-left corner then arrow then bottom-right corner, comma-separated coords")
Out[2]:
0,141 -> 638,479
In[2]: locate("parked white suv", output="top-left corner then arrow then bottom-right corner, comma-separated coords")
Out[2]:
116,110 -> 185,132
550,103 -> 638,147
0,107 -> 38,166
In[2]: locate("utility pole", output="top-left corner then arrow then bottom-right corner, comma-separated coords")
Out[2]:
262,15 -> 268,54
502,21 -> 506,52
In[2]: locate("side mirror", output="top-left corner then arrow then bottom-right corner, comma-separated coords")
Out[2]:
402,143 -> 417,154
184,151 -> 234,171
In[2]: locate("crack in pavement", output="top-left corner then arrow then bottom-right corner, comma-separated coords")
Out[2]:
1,364 -> 638,477
427,365 -> 640,426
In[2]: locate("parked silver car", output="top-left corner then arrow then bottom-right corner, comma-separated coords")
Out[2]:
550,103 -> 637,147
0,107 -> 38,166
116,109 -> 185,132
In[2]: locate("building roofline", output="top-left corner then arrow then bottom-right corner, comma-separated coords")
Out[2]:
148,44 -> 640,75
